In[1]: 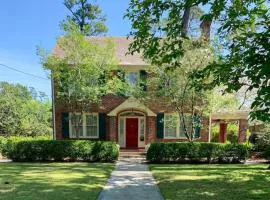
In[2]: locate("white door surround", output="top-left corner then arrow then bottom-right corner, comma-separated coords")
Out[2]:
118,110 -> 146,148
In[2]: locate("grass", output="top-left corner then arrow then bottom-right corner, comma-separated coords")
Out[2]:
0,162 -> 114,200
150,164 -> 270,200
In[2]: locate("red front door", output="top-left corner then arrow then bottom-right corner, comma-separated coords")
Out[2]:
126,118 -> 138,148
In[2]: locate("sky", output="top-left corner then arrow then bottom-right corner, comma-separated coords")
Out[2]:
0,0 -> 131,97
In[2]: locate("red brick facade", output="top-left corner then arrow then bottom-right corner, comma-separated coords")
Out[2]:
55,94 -> 210,146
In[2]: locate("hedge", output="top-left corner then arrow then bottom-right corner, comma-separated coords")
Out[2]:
0,136 -> 8,154
146,142 -> 249,163
264,145 -> 270,159
2,139 -> 119,162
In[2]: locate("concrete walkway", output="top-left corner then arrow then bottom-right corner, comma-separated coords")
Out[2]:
97,156 -> 164,200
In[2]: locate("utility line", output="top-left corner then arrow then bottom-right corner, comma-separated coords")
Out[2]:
0,63 -> 49,80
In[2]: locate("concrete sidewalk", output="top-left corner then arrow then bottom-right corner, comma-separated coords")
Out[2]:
97,157 -> 164,200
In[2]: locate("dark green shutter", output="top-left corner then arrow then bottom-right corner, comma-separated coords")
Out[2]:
157,113 -> 164,138
99,113 -> 106,140
193,116 -> 201,138
140,70 -> 147,91
62,112 -> 69,138
194,127 -> 200,138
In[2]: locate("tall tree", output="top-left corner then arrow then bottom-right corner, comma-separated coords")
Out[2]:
61,0 -> 108,36
125,0 -> 270,122
143,40 -> 214,141
41,31 -> 125,137
0,82 -> 52,136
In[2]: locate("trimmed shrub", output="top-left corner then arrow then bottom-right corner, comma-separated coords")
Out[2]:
146,142 -> 249,164
263,146 -> 270,159
0,136 -> 8,154
2,139 -> 119,162
254,132 -> 270,152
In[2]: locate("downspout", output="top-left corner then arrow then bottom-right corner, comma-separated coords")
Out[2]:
51,71 -> 56,140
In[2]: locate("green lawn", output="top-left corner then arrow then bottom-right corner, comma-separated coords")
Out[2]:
150,164 -> 270,200
0,162 -> 114,200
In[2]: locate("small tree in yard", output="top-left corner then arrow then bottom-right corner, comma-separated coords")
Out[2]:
134,40 -> 214,141
41,31 -> 125,138
126,2 -> 214,141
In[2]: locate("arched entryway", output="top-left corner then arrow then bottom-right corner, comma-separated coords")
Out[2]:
118,110 -> 146,149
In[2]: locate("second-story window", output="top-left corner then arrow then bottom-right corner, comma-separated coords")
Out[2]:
126,71 -> 139,86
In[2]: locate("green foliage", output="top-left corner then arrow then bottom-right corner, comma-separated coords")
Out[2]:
61,0 -> 108,36
146,142 -> 249,163
2,138 -> 119,162
254,132 -> 270,152
264,145 -> 270,159
0,82 -> 52,136
42,32 -> 124,107
211,123 -> 239,143
126,0 -> 270,122
0,136 -> 7,153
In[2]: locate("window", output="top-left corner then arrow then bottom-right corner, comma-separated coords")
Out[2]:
119,118 -> 125,147
140,118 -> 145,141
85,114 -> 98,137
70,114 -> 83,138
164,114 -> 179,138
126,71 -> 139,85
164,113 -> 200,139
70,113 -> 99,138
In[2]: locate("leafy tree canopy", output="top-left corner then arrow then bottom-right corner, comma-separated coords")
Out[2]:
0,82 -> 52,136
42,31 -> 125,110
61,0 -> 108,36
125,0 -> 270,122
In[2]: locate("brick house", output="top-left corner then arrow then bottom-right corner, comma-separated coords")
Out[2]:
53,37 -> 211,149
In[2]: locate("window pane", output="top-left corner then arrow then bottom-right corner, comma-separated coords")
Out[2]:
164,115 -> 178,138
120,119 -> 124,136
179,114 -> 193,137
72,126 -> 83,137
71,114 -> 83,125
85,114 -> 98,137
119,118 -> 125,147
126,72 -> 139,85
71,114 -> 83,137
140,118 -> 144,137
86,126 -> 97,137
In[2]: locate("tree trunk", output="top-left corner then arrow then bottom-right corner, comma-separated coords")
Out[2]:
200,19 -> 212,41
181,7 -> 191,37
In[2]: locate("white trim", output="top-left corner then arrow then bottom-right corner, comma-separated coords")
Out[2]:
69,113 -> 99,139
108,97 -> 156,116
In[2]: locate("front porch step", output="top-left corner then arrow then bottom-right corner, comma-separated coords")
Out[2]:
119,149 -> 146,158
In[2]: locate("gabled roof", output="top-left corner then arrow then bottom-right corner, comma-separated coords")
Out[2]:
54,36 -> 149,66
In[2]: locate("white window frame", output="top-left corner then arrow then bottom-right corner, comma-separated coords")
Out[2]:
164,113 -> 188,139
69,113 -> 99,139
